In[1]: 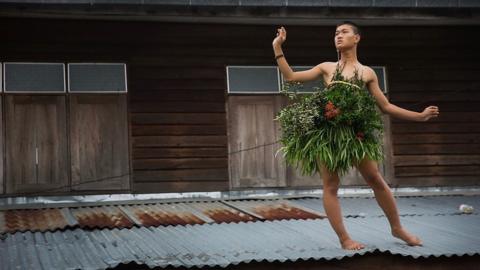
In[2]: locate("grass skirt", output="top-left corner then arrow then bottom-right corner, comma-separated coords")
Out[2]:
274,80 -> 385,177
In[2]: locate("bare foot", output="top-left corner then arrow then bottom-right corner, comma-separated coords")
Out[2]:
392,227 -> 423,246
340,238 -> 365,250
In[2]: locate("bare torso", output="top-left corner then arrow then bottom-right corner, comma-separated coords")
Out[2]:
321,61 -> 369,87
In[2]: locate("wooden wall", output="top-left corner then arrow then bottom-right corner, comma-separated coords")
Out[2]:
0,17 -> 478,195
5,96 -> 69,194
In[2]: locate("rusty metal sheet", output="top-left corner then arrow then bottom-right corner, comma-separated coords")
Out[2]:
186,201 -> 257,223
0,198 -> 322,234
70,206 -> 134,229
119,201 -> 257,227
0,208 -> 77,234
221,199 -> 326,221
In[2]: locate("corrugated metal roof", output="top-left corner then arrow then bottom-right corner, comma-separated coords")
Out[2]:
221,199 -> 326,221
1,194 -> 479,269
71,206 -> 135,229
1,195 -> 478,234
1,213 -> 479,269
0,208 -> 77,233
0,199 -> 324,233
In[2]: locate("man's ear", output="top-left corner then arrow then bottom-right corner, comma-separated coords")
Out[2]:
355,34 -> 360,44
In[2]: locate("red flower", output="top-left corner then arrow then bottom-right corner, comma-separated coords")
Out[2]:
324,101 -> 340,120
325,101 -> 335,111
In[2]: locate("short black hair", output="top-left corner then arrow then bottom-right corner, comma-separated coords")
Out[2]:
336,20 -> 361,36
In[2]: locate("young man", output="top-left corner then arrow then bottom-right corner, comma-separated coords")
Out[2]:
272,21 -> 439,250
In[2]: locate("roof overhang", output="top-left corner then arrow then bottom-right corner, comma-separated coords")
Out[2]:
0,1 -> 479,25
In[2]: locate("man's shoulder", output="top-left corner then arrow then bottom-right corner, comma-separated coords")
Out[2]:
315,61 -> 336,73
360,65 -> 377,83
362,65 -> 375,73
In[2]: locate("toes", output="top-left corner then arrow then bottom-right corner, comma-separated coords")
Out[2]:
415,237 -> 423,246
342,241 -> 365,250
408,236 -> 422,246
355,244 -> 365,250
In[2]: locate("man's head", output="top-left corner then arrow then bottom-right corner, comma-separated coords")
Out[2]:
334,21 -> 361,51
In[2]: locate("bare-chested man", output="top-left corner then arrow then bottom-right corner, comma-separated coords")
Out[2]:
272,21 -> 440,250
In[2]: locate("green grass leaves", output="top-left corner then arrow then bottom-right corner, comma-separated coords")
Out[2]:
276,80 -> 385,176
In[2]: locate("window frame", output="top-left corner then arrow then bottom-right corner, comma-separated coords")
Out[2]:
225,64 -> 390,95
67,62 -> 128,93
226,65 -> 280,94
371,66 -> 388,94
279,65 -> 326,93
3,62 -> 66,94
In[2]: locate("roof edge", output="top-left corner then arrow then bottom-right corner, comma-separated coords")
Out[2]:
1,185 -> 480,210
0,4 -> 479,25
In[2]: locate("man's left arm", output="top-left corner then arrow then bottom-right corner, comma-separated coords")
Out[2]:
365,67 -> 426,122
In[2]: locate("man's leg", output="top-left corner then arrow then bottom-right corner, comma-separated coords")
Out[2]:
318,160 -> 365,250
354,157 -> 422,246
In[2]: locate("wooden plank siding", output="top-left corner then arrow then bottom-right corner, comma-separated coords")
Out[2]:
69,95 -> 130,191
0,17 -> 479,195
5,96 -> 69,194
227,96 -> 288,188
383,46 -> 480,186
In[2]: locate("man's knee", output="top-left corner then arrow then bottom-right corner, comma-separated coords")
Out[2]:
323,183 -> 339,195
365,173 -> 387,191
318,161 -> 340,195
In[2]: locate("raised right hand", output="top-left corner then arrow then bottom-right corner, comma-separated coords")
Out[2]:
273,26 -> 287,47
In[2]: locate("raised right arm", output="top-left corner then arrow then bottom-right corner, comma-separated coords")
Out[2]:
272,26 -> 325,83
273,46 -> 325,83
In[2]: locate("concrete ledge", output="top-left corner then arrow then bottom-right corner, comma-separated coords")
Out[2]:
1,185 -> 480,209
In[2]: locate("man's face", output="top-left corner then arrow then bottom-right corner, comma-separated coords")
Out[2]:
334,24 -> 359,50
